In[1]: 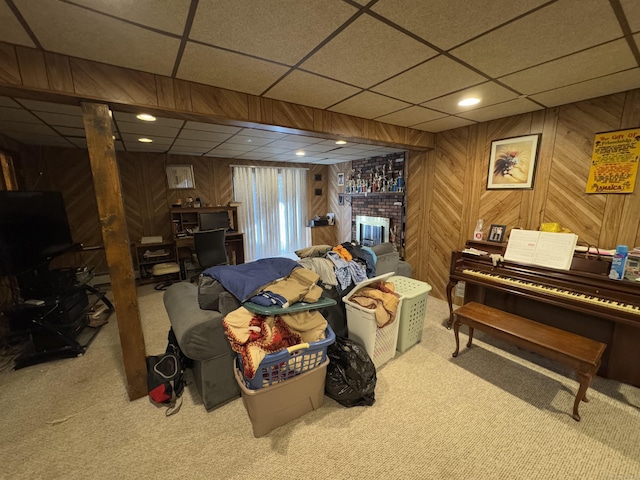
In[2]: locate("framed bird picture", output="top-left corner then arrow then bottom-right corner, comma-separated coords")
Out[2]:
487,134 -> 541,190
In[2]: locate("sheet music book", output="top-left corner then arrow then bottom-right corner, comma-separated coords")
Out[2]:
504,229 -> 578,270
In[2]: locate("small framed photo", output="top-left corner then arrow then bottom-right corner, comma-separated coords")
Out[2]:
488,224 -> 506,243
487,134 -> 541,190
314,174 -> 322,181
337,173 -> 345,186
166,164 -> 195,189
338,194 -> 344,206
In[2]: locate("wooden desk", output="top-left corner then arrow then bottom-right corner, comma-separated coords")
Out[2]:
175,232 -> 245,278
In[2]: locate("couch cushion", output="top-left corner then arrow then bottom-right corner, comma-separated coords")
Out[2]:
371,242 -> 396,256
163,282 -> 232,361
198,275 -> 226,310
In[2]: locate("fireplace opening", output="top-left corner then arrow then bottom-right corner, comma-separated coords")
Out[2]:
356,215 -> 390,246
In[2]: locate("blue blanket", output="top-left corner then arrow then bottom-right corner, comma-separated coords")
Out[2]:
203,258 -> 300,302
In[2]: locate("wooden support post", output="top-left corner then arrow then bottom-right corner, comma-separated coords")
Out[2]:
81,102 -> 147,400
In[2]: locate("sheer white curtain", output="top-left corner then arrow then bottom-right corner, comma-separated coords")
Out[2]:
233,165 -> 309,261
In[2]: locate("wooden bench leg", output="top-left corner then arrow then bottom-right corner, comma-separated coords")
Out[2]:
452,317 -> 475,357
452,316 -> 461,357
572,370 -> 594,422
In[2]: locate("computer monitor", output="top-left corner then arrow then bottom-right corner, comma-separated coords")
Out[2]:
199,211 -> 230,231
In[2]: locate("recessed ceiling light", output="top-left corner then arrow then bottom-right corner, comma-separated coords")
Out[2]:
335,140 -> 347,145
458,97 -> 480,107
136,113 -> 156,122
138,138 -> 153,143
295,150 -> 305,156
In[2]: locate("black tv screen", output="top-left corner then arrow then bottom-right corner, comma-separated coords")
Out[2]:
199,211 -> 230,231
0,191 -> 76,275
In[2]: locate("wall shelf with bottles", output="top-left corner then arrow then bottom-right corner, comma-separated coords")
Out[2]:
344,156 -> 405,195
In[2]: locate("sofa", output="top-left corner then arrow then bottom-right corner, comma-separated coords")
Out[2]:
162,242 -> 412,411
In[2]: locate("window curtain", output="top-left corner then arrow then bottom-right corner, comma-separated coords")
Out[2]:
233,166 -> 309,261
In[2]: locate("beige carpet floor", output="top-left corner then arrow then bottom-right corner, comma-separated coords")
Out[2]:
0,283 -> 639,480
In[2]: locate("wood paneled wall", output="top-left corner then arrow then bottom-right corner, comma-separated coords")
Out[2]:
405,89 -> 640,301
15,148 -> 330,273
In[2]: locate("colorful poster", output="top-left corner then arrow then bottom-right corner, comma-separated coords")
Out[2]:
586,128 -> 640,193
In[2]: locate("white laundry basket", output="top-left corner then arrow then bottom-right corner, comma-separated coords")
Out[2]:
343,273 -> 403,368
388,276 -> 432,352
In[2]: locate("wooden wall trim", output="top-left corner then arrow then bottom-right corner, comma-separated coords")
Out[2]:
0,41 -> 434,151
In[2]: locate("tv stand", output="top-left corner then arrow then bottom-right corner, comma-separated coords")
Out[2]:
5,268 -> 114,369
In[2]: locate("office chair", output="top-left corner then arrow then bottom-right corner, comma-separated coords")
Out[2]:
192,228 -> 229,280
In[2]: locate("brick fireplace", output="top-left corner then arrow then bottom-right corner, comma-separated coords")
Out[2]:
348,153 -> 405,255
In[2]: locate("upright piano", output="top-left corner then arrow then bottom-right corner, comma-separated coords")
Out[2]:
447,240 -> 640,387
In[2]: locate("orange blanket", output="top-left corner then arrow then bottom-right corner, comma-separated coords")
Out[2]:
349,281 -> 399,328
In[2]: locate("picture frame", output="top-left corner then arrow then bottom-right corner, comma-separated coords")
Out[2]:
166,164 -> 195,189
337,173 -> 345,186
487,134 -> 541,190
338,194 -> 344,206
487,224 -> 506,243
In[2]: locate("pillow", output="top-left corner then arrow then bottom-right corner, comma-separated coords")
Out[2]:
295,245 -> 332,258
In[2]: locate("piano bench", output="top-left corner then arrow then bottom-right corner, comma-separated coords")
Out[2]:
451,302 -> 607,422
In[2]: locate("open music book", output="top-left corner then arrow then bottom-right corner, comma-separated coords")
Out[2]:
504,229 -> 578,270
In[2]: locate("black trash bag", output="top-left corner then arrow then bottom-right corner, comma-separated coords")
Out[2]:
325,336 -> 376,407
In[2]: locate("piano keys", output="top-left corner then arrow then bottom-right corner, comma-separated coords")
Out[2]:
448,240 -> 640,387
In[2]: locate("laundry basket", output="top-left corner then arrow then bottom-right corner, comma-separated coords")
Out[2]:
388,276 -> 432,352
237,325 -> 335,389
343,273 -> 403,368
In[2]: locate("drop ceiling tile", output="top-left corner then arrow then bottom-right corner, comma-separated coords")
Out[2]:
120,133 -> 174,146
371,0 -> 548,50
450,0 -> 623,78
264,70 -> 361,109
330,91 -> 411,119
215,143 -> 257,153
620,0 -> 640,32
13,0 -> 180,75
203,150 -> 239,158
421,82 -> 519,114
0,106 -> 41,123
34,111 -> 85,129
172,138 -> 221,149
178,42 -> 289,95
18,99 -> 82,115
0,120 -> 57,135
183,121 -> 241,134
0,97 -> 21,108
236,153 -> 270,160
412,116 -> 476,132
177,129 -> 233,142
300,14 -> 437,88
529,68 -> 640,107
251,146 -> 290,155
54,126 -> 86,137
224,135 -> 273,147
114,112 -> 185,128
169,147 -> 210,155
280,135 -> 325,144
304,144 -> 345,153
115,120 -> 180,138
372,56 -> 486,104
0,1 -> 35,47
9,135 -> 69,147
459,98 -> 543,122
67,137 -> 88,148
125,145 -> 168,152
238,129 -> 287,140
71,0 -> 191,35
266,140 -> 318,150
375,106 -> 446,127
499,39 -> 637,95
189,1 -> 357,65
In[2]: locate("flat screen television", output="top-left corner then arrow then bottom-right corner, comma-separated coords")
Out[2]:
0,191 -> 77,275
199,211 -> 230,231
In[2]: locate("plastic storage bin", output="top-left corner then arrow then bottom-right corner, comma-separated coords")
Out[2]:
343,273 -> 403,368
234,358 -> 328,437
388,276 -> 432,352
238,325 -> 335,389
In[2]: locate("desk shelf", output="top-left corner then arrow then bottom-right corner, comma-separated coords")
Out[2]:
132,241 -> 177,284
